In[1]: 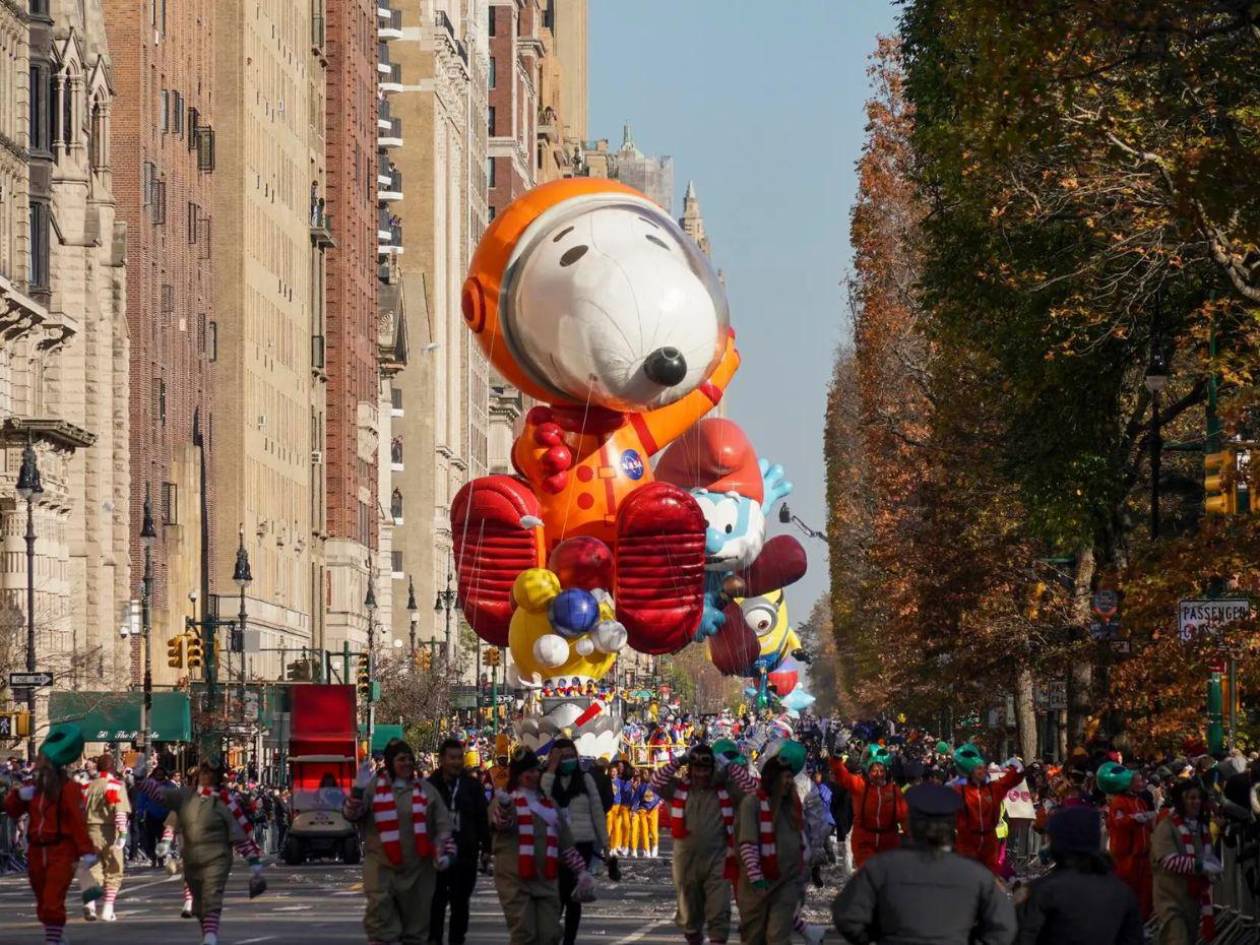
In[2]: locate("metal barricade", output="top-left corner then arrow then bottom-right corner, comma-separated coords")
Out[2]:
1213,840 -> 1260,944
0,809 -> 25,874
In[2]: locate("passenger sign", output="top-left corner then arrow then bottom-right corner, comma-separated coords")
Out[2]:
1178,599 -> 1250,641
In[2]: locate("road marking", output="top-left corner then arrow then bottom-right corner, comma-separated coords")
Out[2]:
236,937 -> 277,943
613,919 -> 669,944
115,875 -> 180,897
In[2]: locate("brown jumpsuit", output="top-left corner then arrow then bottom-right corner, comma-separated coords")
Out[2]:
735,790 -> 805,945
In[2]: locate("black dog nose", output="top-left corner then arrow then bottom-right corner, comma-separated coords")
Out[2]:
644,347 -> 687,387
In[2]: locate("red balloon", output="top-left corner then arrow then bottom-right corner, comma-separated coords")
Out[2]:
766,667 -> 798,696
707,600 -> 760,676
547,536 -> 614,591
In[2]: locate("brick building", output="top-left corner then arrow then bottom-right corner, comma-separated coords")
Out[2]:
321,0 -> 384,657
103,0 -> 217,689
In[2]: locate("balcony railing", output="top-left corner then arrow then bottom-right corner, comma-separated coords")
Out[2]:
379,117 -> 403,146
310,199 -> 335,248
378,99 -> 393,130
379,62 -> 403,88
378,165 -> 403,201
378,8 -> 402,38
377,42 -> 392,73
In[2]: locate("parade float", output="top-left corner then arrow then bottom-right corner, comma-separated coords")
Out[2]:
447,177 -> 812,752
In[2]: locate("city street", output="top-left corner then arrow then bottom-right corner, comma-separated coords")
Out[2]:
0,846 -> 843,944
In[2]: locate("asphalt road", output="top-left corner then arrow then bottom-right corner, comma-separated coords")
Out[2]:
0,839 -> 847,944
0,851 -> 724,945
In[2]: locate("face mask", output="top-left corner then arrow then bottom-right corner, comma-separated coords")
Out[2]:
559,759 -> 578,776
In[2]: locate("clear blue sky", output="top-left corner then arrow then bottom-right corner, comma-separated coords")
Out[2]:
589,0 -> 899,622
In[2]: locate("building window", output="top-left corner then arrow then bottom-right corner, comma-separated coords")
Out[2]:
30,65 -> 51,154
207,321 -> 218,361
160,89 -> 168,132
157,380 -> 167,425
187,202 -> 199,243
29,203 -> 49,290
488,206 -> 496,222
390,489 -> 403,521
161,482 -> 178,525
89,99 -> 108,170
488,6 -> 495,35
391,550 -> 404,574
390,387 -> 403,411
487,106 -> 495,136
488,56 -> 496,89
487,157 -> 496,188
390,437 -> 403,466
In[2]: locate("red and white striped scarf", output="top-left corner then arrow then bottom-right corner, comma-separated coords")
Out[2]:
668,780 -> 738,880
197,786 -> 253,836
1170,813 -> 1215,942
755,789 -> 803,882
373,776 -> 433,867
514,792 -> 558,880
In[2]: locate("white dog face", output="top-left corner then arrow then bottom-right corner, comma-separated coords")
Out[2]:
501,194 -> 729,411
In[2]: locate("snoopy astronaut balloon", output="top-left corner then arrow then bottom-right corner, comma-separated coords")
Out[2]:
453,179 -> 740,654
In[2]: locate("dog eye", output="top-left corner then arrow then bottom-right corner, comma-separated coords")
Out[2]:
559,245 -> 589,267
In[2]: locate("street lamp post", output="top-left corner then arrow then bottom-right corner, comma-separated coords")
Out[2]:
16,443 -> 42,760
365,574 -> 378,748
406,576 -> 418,661
139,487 -> 157,754
232,532 -> 253,722
1145,351 -> 1169,541
434,569 -> 455,664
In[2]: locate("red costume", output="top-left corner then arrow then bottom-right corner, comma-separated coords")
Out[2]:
1107,792 -> 1154,918
5,778 -> 93,927
829,761 -> 907,867
953,767 -> 1024,875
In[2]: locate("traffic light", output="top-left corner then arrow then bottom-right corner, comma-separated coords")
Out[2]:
418,649 -> 432,672
485,647 -> 500,668
167,634 -> 186,668
356,654 -> 370,699
186,635 -> 204,670
1204,449 -> 1235,515
0,710 -> 30,740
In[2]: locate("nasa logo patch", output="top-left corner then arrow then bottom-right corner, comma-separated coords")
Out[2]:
620,449 -> 645,481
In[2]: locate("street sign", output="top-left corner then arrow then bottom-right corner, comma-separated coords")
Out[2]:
1091,590 -> 1119,619
9,671 -> 53,689
1035,679 -> 1067,711
1179,598 -> 1251,642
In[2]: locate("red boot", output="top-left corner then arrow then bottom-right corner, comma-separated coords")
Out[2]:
614,482 -> 706,654
451,476 -> 545,646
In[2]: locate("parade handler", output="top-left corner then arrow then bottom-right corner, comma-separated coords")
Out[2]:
950,743 -> 1024,876
344,738 -> 455,945
490,748 -> 596,945
83,752 -> 130,921
136,757 -> 266,945
735,741 -> 807,945
827,744 -> 907,868
3,725 -> 96,945
650,740 -> 760,945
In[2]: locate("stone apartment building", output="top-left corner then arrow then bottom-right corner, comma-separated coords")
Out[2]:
383,0 -> 491,662
103,0 -> 217,690
0,0 -> 128,739
208,0 -> 330,683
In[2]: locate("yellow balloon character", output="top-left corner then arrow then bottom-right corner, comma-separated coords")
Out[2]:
507,568 -> 627,687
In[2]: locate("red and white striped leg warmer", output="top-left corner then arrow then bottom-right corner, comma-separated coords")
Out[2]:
200,911 -> 221,936
104,887 -> 119,905
42,924 -> 64,944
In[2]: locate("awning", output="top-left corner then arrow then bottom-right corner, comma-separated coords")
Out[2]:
50,691 -> 192,743
360,723 -> 404,753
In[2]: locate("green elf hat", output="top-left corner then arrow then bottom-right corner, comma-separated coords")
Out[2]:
777,740 -> 807,775
935,740 -> 952,756
40,723 -> 85,768
712,738 -> 739,760
953,742 -> 986,774
1096,761 -> 1134,795
863,745 -> 892,771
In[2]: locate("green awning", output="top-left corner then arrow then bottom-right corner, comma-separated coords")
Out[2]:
50,691 -> 192,743
360,723 -> 404,753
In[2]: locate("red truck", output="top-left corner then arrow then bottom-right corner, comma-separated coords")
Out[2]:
282,684 -> 360,865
